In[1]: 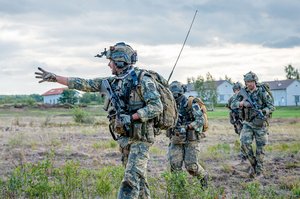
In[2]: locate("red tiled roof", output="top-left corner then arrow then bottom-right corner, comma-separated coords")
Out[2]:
42,88 -> 68,96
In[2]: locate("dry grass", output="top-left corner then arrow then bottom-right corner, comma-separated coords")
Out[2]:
0,110 -> 299,198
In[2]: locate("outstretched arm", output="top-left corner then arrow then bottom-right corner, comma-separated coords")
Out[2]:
35,67 -> 68,86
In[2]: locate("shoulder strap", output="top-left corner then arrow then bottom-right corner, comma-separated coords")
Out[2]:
135,69 -> 147,100
187,96 -> 194,109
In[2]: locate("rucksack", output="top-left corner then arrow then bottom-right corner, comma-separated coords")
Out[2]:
137,69 -> 178,132
187,96 -> 209,132
257,82 -> 274,103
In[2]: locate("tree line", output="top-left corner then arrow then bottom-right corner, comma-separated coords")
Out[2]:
0,65 -> 298,106
0,92 -> 104,106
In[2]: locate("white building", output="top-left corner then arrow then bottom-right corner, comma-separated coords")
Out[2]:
184,80 -> 233,104
42,88 -> 68,104
264,79 -> 300,106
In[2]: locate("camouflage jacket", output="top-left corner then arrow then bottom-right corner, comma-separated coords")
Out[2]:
170,95 -> 204,134
231,86 -> 275,127
68,66 -> 163,142
228,93 -> 238,110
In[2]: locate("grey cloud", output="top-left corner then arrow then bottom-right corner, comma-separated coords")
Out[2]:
263,36 -> 300,48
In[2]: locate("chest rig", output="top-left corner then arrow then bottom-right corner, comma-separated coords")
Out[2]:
111,68 -> 145,114
243,88 -> 264,122
177,96 -> 194,126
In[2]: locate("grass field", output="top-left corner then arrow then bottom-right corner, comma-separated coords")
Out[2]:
0,105 -> 299,198
208,106 -> 300,119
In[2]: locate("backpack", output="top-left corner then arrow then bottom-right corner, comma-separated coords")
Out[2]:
137,69 -> 178,132
257,82 -> 274,103
187,96 -> 209,132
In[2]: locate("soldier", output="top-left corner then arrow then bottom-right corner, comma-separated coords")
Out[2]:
231,71 -> 275,178
167,81 -> 208,187
227,82 -> 246,162
35,42 -> 163,199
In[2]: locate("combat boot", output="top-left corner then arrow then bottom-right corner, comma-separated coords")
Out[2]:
199,173 -> 209,188
248,166 -> 256,178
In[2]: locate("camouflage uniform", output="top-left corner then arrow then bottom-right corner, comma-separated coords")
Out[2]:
167,81 -> 208,185
231,72 -> 275,176
228,82 -> 246,161
228,93 -> 243,134
68,43 -> 163,199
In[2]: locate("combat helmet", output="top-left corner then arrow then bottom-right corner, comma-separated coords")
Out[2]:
232,82 -> 243,91
243,71 -> 258,83
95,42 -> 137,68
169,81 -> 185,97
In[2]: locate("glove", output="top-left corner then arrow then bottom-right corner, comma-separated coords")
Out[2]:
115,114 -> 132,133
35,67 -> 57,83
243,100 -> 252,108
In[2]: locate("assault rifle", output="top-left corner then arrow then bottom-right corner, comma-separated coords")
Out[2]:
239,88 -> 266,120
228,107 -> 243,135
102,79 -> 130,140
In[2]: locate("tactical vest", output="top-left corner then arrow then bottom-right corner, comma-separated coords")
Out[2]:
242,88 -> 264,122
107,68 -> 156,143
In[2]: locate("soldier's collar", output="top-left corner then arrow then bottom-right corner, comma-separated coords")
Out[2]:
115,66 -> 134,79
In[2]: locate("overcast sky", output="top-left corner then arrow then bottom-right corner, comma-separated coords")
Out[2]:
1,0 -> 300,94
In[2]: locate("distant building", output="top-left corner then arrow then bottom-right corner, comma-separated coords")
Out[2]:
184,80 -> 233,104
42,88 -> 72,104
264,79 -> 300,106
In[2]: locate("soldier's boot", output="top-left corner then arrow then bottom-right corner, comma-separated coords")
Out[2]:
238,152 -> 247,163
254,163 -> 265,180
199,172 -> 209,189
248,159 -> 257,178
248,166 -> 256,178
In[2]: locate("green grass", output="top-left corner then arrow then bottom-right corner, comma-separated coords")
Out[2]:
0,105 -> 107,117
209,106 -> 300,119
92,140 -> 118,150
1,105 -> 300,119
266,142 -> 300,154
272,106 -> 300,118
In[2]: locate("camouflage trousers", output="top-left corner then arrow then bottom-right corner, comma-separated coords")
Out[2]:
240,123 -> 268,174
118,140 -> 151,199
168,141 -> 206,178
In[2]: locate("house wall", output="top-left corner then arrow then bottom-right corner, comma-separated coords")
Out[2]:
184,91 -> 198,98
43,94 -> 61,104
272,90 -> 286,106
217,82 -> 233,104
286,80 -> 300,106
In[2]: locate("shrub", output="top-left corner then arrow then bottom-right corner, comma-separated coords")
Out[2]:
72,107 -> 95,124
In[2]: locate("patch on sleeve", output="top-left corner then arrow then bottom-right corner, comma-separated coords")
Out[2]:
147,82 -> 156,91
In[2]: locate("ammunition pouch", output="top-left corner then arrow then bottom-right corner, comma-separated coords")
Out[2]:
170,128 -> 186,144
121,120 -> 155,143
187,130 -> 198,141
252,117 -> 266,127
170,127 -> 199,144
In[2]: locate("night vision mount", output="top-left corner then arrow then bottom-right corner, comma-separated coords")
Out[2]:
95,48 -> 107,58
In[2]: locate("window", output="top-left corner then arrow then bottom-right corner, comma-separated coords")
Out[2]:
220,95 -> 224,101
295,95 -> 300,103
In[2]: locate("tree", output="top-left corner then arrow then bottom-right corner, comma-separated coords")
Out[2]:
29,94 -> 43,102
224,75 -> 233,84
204,72 -> 218,109
58,89 -> 78,105
189,72 -> 217,110
80,93 -> 104,104
284,64 -> 300,79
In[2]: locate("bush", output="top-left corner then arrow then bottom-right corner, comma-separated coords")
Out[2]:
72,107 -> 95,124
0,157 -> 124,198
